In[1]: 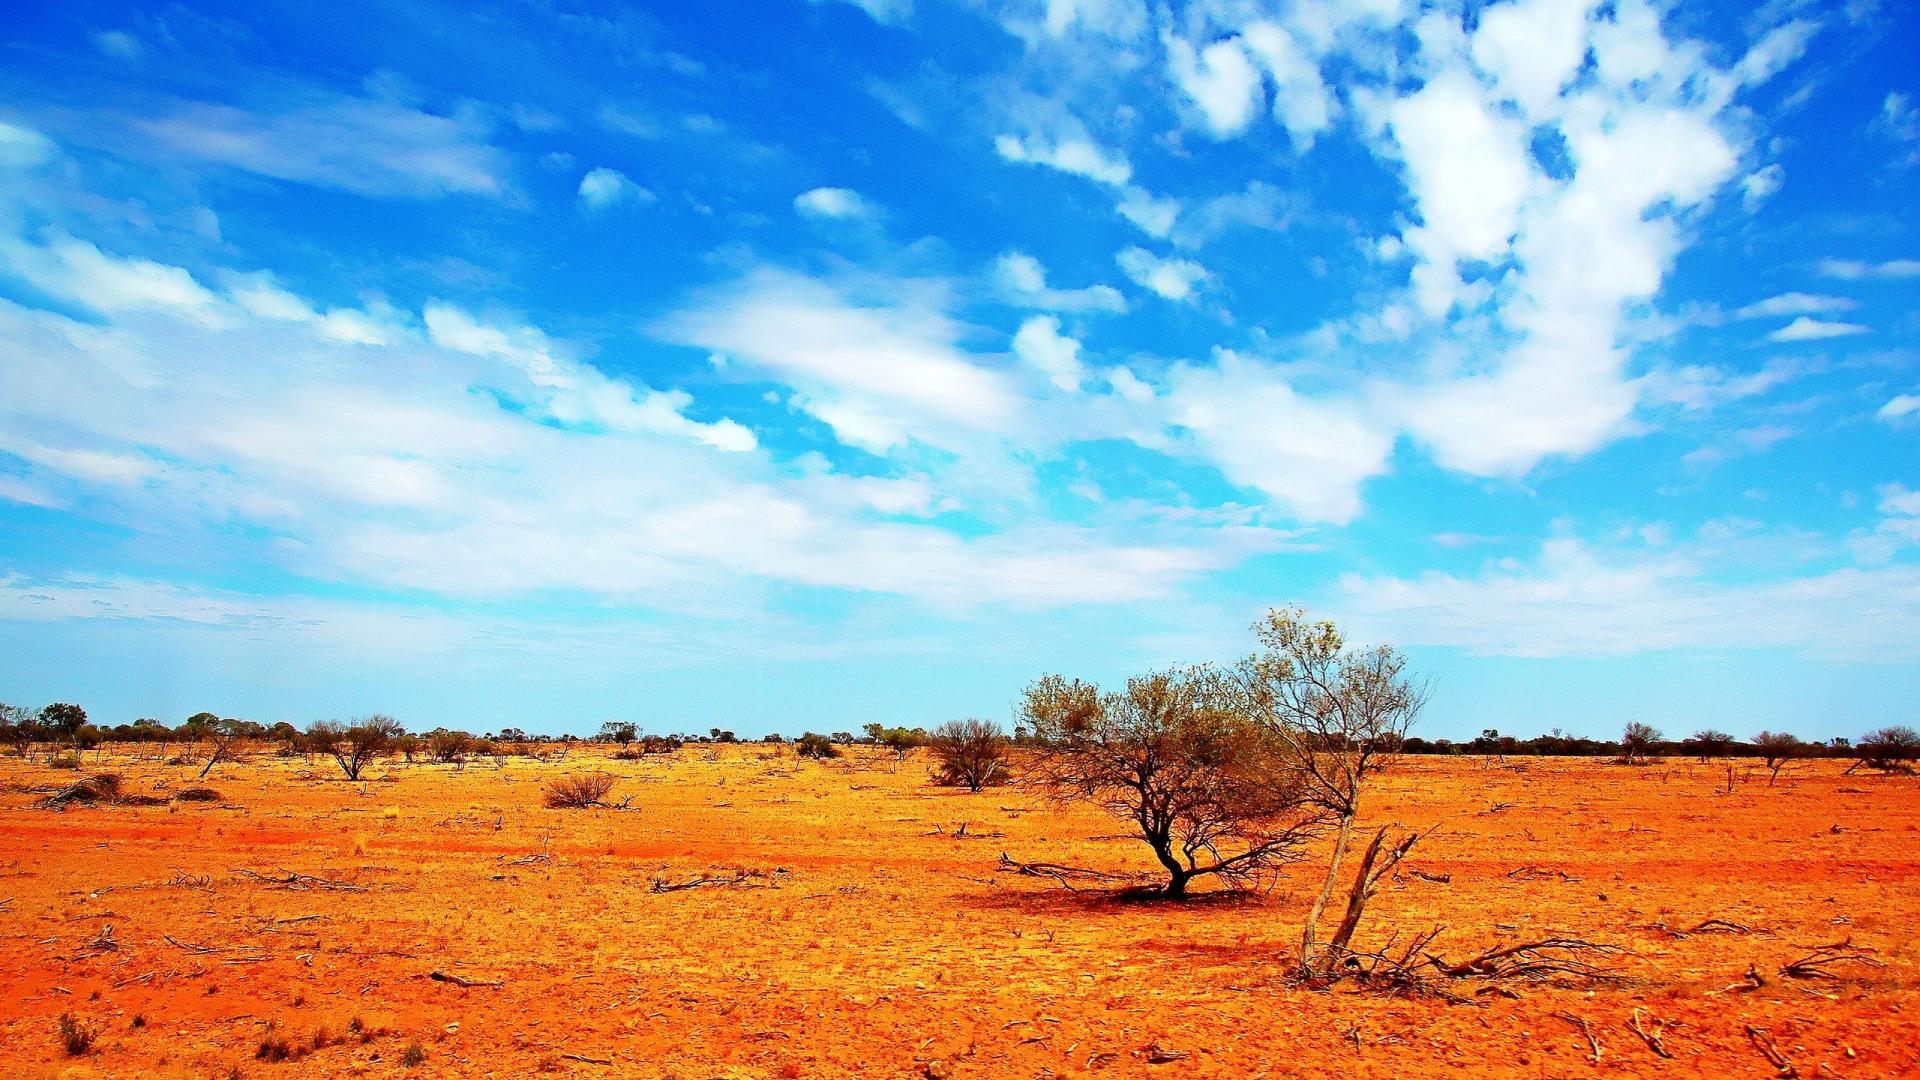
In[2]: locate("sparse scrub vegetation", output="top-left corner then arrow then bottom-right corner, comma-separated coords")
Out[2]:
795,732 -> 839,759
306,715 -> 402,780
58,1013 -> 96,1056
1851,726 -> 1920,774
929,718 -> 1010,791
543,772 -> 618,808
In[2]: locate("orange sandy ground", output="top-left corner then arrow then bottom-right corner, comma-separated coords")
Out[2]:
1,748 -> 1915,1079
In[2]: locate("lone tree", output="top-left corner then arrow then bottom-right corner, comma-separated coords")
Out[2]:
1751,731 -> 1801,784
795,732 -> 839,758
1620,722 -> 1662,766
598,721 -> 638,746
929,718 -> 1010,792
1686,729 -> 1737,762
1851,726 -> 1920,774
863,724 -> 928,770
427,728 -> 476,763
40,703 -> 89,747
1235,607 -> 1428,979
307,715 -> 402,780
0,703 -> 38,756
198,718 -> 257,779
1021,666 -> 1321,899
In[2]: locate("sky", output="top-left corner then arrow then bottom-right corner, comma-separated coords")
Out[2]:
0,0 -> 1915,742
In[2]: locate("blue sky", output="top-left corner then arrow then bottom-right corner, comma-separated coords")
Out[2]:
0,0 -> 1915,740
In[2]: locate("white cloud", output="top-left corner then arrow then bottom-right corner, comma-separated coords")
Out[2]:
0,121 -> 56,169
793,186 -> 877,220
1164,34 -> 1262,137
1765,316 -> 1868,342
1241,22 -> 1334,148
1470,0 -> 1593,118
1732,292 -> 1854,319
810,0 -> 911,25
1165,351 -> 1393,524
1337,536 -> 1920,659
1879,394 -> 1920,423
424,303 -> 751,452
657,270 -> 1019,453
578,167 -> 653,210
991,252 -> 1126,314
140,93 -> 511,199
1741,163 -> 1783,212
1817,258 -> 1920,280
993,133 -> 1131,187
1011,315 -> 1084,392
5,234 -> 225,326
1734,19 -> 1817,87
92,30 -> 144,59
1116,247 -> 1208,301
1384,70 -> 1533,314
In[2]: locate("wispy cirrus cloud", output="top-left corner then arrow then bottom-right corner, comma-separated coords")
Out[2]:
138,91 -> 512,198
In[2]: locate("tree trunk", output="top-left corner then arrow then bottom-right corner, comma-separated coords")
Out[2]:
1327,826 -> 1392,955
1300,810 -> 1355,976
1150,833 -> 1191,899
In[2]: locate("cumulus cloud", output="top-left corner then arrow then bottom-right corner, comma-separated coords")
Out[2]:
1011,315 -> 1084,392
993,132 -> 1131,186
991,252 -> 1126,314
578,167 -> 653,209
1116,247 -> 1208,301
793,186 -> 877,219
1165,351 -> 1393,524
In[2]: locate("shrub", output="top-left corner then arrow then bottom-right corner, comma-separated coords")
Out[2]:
1619,722 -> 1662,765
1752,731 -> 1801,784
58,1013 -> 96,1056
175,787 -> 222,802
1023,668 -> 1316,899
51,750 -> 81,770
929,719 -> 1010,791
1853,726 -> 1920,774
795,732 -> 839,759
427,728 -> 475,763
42,773 -> 122,808
543,772 -> 616,808
306,715 -> 403,780
401,1041 -> 427,1067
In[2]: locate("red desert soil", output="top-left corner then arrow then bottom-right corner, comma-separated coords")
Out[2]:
1,749 -> 1915,1078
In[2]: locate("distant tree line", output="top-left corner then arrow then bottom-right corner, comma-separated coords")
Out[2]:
5,698 -> 1914,781
1398,723 -> 1920,774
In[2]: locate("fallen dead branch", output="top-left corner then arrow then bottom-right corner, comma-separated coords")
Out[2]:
1779,939 -> 1884,981
1408,869 -> 1451,884
1629,1008 -> 1674,1058
649,867 -> 786,892
1427,937 -> 1626,982
428,970 -> 504,988
164,934 -> 219,954
230,867 -> 366,892
996,852 -> 1134,891
1556,1011 -> 1601,1063
561,1053 -> 612,1066
1506,865 -> 1582,882
1745,1024 -> 1798,1078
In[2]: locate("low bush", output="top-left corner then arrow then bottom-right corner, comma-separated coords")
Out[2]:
58,1013 -> 96,1056
543,772 -> 616,808
795,732 -> 839,759
175,787 -> 223,802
